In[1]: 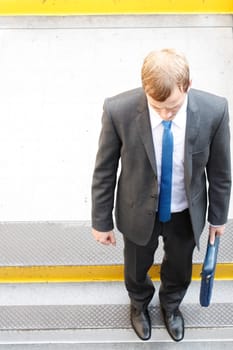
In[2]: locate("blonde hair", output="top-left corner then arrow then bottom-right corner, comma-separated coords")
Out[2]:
141,48 -> 190,101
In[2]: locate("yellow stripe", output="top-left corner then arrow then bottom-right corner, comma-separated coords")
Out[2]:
0,263 -> 232,283
0,0 -> 232,15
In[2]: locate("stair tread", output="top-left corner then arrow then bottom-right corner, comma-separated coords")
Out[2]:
0,221 -> 232,266
0,302 -> 232,330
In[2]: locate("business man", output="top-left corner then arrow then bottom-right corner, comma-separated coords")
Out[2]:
91,49 -> 231,342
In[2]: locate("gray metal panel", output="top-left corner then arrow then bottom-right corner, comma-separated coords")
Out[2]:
0,221 -> 232,266
0,303 -> 232,330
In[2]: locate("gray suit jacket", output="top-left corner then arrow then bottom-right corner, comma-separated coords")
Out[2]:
92,88 -> 231,248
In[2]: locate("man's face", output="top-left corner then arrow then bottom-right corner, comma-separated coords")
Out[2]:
146,85 -> 189,120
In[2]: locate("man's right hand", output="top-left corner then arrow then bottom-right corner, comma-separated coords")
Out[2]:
92,228 -> 116,246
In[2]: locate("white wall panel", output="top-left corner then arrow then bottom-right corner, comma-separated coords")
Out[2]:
0,15 -> 232,220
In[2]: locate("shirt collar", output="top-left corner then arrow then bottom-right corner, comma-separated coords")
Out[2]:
148,94 -> 188,129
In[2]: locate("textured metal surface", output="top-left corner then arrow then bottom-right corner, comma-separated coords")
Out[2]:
0,303 -> 232,330
0,221 -> 232,266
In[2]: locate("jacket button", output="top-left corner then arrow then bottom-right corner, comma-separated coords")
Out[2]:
148,211 -> 154,216
151,194 -> 157,198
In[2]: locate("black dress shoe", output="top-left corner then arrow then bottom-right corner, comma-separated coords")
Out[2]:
130,306 -> 151,340
161,307 -> 184,342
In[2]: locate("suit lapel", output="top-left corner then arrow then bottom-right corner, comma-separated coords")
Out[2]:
184,90 -> 201,187
135,92 -> 157,174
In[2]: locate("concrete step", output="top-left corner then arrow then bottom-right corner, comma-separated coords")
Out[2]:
0,329 -> 232,349
0,281 -> 232,347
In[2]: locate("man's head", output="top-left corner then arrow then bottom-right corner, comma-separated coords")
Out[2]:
141,48 -> 191,119
142,48 -> 190,101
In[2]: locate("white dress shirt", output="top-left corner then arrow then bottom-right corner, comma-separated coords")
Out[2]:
148,95 -> 189,213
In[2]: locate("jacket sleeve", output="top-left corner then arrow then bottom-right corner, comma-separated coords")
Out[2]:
207,99 -> 232,225
91,100 -> 121,231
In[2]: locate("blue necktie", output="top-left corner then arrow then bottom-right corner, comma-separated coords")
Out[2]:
158,120 -> 173,222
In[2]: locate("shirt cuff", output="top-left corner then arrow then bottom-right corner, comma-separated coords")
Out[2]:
208,222 -> 226,227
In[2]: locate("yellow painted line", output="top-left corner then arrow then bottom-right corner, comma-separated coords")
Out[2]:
0,263 -> 232,283
0,0 -> 232,15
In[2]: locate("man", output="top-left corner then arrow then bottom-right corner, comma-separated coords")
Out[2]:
91,49 -> 231,342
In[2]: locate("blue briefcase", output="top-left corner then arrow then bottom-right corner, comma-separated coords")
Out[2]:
199,236 -> 220,307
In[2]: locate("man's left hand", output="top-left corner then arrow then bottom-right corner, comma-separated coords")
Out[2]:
209,225 -> 225,245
